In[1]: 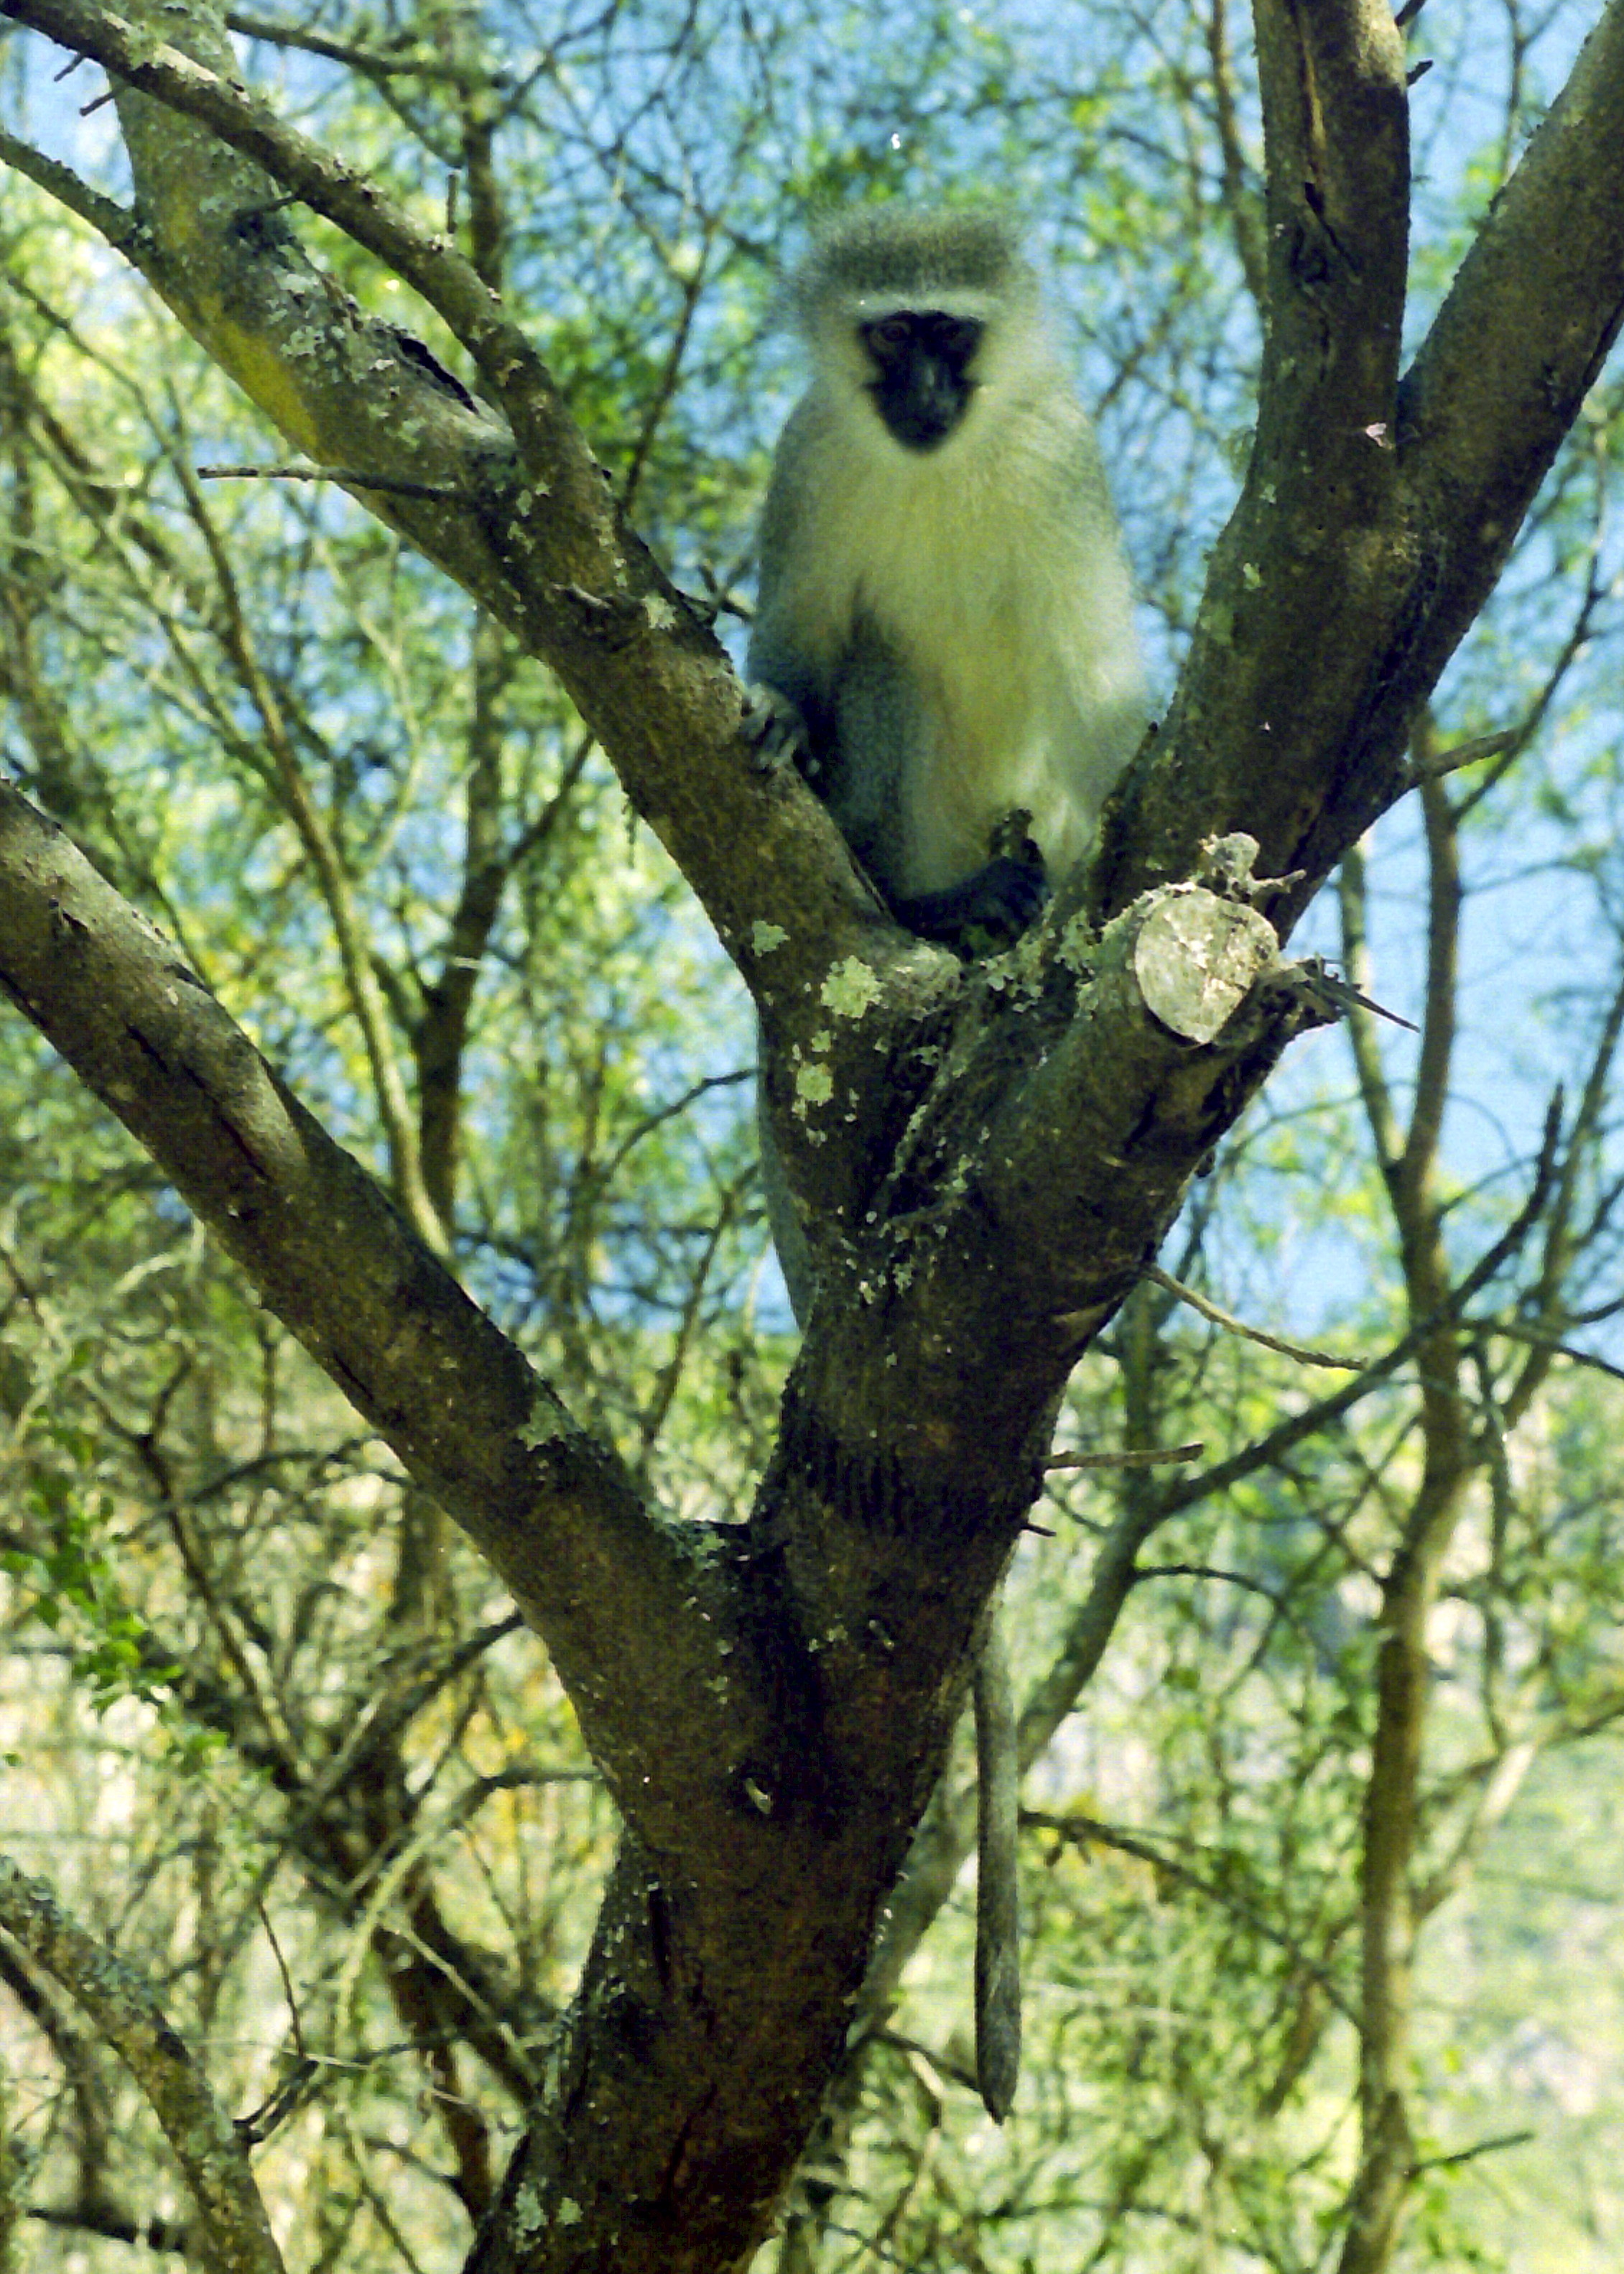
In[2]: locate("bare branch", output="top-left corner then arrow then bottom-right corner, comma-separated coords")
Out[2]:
197,460 -> 468,500
0,778 -> 756,1826
1045,1441 -> 1205,1469
1146,1263 -> 1361,1369
0,1854 -> 285,2274
1403,3 -> 1624,613
0,121 -> 138,245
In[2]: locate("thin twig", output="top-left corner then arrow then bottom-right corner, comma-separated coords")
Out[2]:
1409,2127 -> 1533,2176
254,1892 -> 306,2058
1146,1265 -> 1361,1370
197,462 -> 468,501
225,10 -> 501,85
1151,1091 -> 1563,1526
1024,1812 -> 1356,2023
1045,1441 -> 1205,1470
1410,728 -> 1516,781
1479,1318 -> 1624,1385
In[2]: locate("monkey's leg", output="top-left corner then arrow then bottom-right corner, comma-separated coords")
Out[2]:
973,1608 -> 1021,2122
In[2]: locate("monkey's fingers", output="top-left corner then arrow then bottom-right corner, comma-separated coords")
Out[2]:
741,683 -> 815,776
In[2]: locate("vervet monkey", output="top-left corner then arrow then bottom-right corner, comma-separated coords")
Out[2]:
748,205 -> 1145,948
750,205 -> 1146,2125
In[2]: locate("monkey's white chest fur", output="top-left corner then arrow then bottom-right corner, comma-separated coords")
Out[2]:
788,381 -> 1144,900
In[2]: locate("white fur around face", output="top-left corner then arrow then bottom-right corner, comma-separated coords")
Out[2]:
771,295 -> 1146,897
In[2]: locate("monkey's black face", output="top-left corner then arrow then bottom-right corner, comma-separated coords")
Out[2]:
860,310 -> 984,451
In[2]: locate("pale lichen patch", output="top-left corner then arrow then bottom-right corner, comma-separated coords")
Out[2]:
820,957 -> 881,1017
794,1063 -> 834,1109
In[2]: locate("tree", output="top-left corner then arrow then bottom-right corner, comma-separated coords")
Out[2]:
0,1 -> 1623,2269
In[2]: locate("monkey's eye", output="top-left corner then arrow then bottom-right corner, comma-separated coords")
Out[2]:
865,315 -> 915,360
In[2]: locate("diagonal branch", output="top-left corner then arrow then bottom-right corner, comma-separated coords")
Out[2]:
0,778 -> 761,1831
0,0 -> 879,1015
0,0 -> 530,390
0,1854 -> 285,2274
1097,0 -> 1412,917
1099,0 -> 1624,928
1401,1 -> 1624,623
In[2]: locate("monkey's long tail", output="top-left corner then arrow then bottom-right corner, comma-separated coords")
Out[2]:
973,1613 -> 1021,2122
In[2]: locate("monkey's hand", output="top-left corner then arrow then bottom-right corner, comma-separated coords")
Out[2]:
742,683 -> 822,780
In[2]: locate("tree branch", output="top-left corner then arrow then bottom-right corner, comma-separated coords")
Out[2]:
0,0 -> 879,1021
0,1854 -> 285,2274
1402,1 -> 1624,619
1097,0 -> 1411,916
0,778 -> 760,1830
